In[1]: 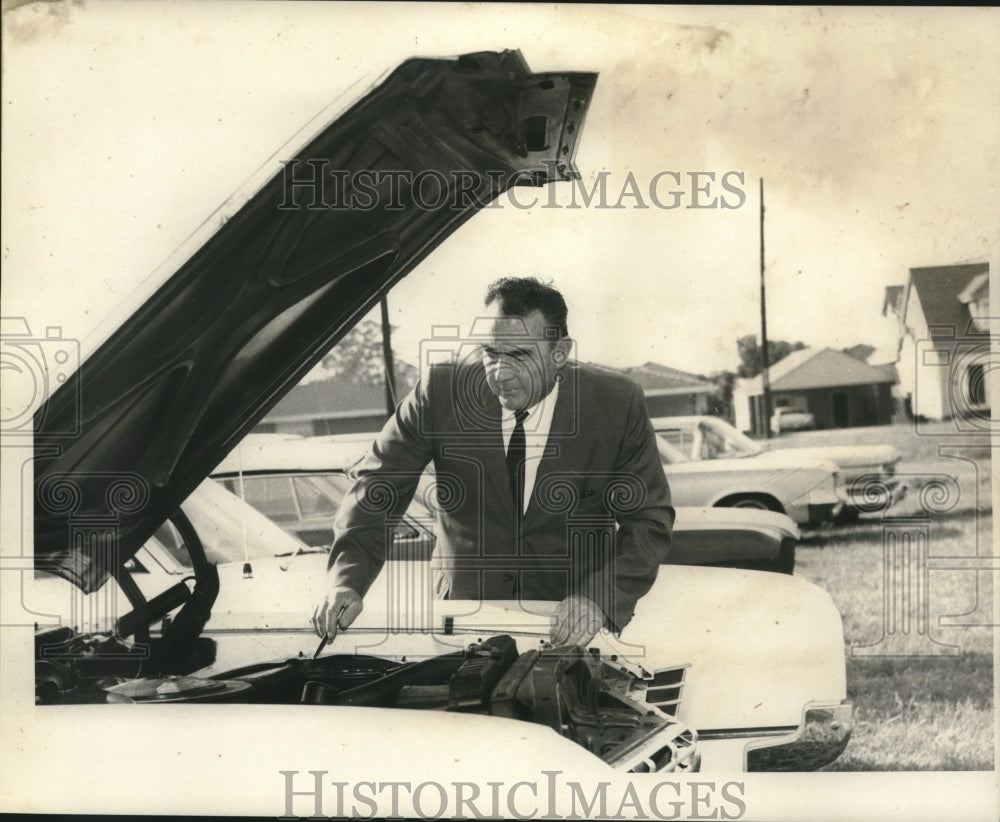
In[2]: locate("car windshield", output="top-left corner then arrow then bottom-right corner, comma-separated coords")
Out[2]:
217,472 -> 353,525
291,473 -> 353,519
29,478 -> 311,628
168,477 -> 311,564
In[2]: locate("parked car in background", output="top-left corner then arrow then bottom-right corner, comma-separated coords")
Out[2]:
652,415 -> 907,520
28,50 -> 850,777
211,434 -> 435,557
212,433 -> 801,574
771,407 -> 817,434
654,432 -> 842,528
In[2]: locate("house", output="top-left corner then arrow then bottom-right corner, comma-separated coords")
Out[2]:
732,347 -> 897,435
883,262 -> 990,421
255,374 -> 414,436
610,362 -> 717,417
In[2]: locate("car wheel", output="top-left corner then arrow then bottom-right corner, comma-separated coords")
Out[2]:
716,494 -> 783,513
835,506 -> 861,524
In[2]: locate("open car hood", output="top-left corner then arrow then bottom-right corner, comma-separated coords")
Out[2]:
32,51 -> 597,591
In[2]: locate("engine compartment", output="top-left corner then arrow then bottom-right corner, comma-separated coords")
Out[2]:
34,630 -> 698,773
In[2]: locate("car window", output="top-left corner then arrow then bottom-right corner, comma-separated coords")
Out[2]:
237,476 -> 299,523
181,478 -> 307,562
218,465 -> 435,552
658,427 -> 695,456
695,422 -> 733,460
699,418 -> 760,458
292,474 -> 351,519
151,521 -> 191,567
656,435 -> 689,464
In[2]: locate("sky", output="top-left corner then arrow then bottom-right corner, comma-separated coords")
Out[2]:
3,2 -> 998,378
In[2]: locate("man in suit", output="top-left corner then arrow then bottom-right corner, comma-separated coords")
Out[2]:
313,277 -> 674,646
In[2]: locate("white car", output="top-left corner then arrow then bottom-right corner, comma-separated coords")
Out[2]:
28,50 -> 850,776
653,415 -> 907,520
655,431 -> 843,528
211,433 -> 436,556
771,407 -> 817,433
212,433 -> 801,573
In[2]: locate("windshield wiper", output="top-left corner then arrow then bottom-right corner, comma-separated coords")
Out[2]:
275,546 -> 329,558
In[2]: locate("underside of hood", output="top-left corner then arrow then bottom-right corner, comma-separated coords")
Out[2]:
33,50 -> 597,591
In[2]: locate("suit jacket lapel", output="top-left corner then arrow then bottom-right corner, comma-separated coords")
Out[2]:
524,366 -> 580,526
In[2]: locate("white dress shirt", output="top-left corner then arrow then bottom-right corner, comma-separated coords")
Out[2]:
500,381 -> 559,515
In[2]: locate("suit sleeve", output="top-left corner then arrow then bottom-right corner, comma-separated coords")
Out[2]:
581,382 -> 674,630
327,377 -> 434,597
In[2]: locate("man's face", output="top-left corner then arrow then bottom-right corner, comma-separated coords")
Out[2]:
481,307 -> 568,411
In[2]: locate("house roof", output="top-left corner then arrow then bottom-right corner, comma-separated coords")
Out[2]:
906,263 -> 989,340
871,362 -> 899,384
612,362 -> 715,396
265,373 -> 415,421
739,347 -> 896,395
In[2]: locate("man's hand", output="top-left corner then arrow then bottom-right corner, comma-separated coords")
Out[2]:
312,586 -> 363,640
549,594 -> 606,646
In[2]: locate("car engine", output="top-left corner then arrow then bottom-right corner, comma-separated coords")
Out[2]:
35,629 -> 698,773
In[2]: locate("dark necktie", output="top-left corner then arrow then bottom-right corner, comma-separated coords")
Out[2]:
506,410 -> 528,514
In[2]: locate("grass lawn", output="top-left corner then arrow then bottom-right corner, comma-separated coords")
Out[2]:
785,422 -> 995,770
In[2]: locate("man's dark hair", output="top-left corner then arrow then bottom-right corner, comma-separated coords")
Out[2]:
484,277 -> 569,339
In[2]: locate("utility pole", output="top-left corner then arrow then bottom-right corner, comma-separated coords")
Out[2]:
380,296 -> 397,414
759,178 -> 773,439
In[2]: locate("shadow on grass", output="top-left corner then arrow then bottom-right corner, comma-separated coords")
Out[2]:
799,506 -> 992,547
799,523 -> 889,547
847,651 -> 993,710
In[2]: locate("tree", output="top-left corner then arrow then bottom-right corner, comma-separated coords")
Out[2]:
705,369 -> 737,420
841,344 -> 876,362
736,335 -> 806,379
307,319 -> 417,394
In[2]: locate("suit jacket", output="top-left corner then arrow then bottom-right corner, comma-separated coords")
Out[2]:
328,360 -> 674,629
